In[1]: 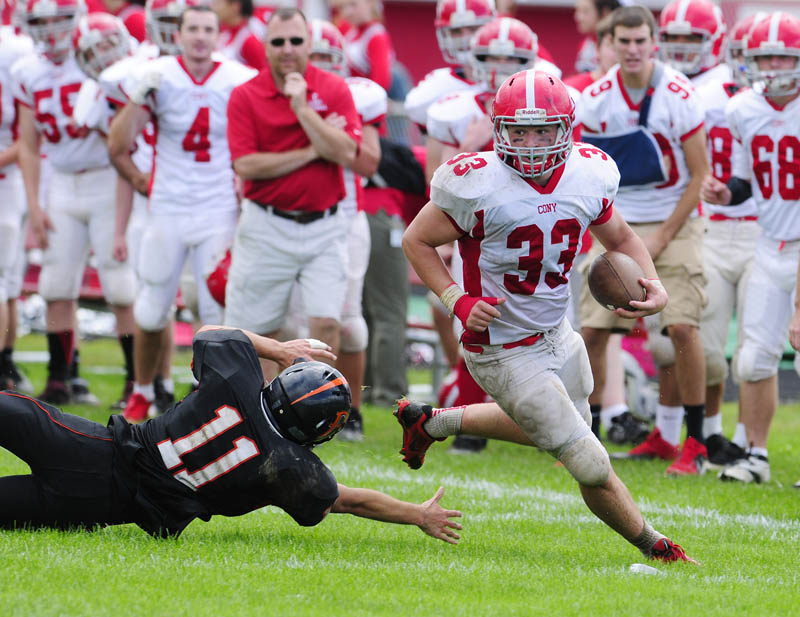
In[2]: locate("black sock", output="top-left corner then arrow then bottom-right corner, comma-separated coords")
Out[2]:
46,331 -> 74,382
70,348 -> 81,380
684,404 -> 705,443
0,349 -> 9,378
119,334 -> 135,381
590,404 -> 602,438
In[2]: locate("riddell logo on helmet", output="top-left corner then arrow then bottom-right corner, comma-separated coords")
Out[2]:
318,410 -> 349,439
515,108 -> 545,118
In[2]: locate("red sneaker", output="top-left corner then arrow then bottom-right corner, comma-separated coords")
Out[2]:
665,437 -> 708,475
650,538 -> 700,564
123,392 -> 152,423
612,427 -> 679,461
394,400 -> 444,470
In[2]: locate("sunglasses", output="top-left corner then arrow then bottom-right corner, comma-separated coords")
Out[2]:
269,37 -> 305,47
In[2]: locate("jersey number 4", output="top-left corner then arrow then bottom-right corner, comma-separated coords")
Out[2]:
157,405 -> 260,489
182,107 -> 211,162
505,218 -> 582,294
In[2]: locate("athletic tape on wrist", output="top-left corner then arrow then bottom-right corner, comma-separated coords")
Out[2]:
439,283 -> 466,314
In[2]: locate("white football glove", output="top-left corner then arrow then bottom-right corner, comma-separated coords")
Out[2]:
129,68 -> 162,105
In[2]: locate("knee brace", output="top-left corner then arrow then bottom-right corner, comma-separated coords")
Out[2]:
556,434 -> 611,486
735,341 -> 780,382
340,313 -> 368,353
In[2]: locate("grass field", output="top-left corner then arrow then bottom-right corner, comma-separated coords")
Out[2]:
1,335 -> 799,617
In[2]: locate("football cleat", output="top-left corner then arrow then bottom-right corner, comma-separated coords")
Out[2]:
718,453 -> 770,484
611,427 -> 679,461
338,407 -> 364,442
448,435 -> 487,454
650,538 -> 700,564
6,359 -> 34,394
665,437 -> 708,476
69,378 -> 100,406
703,434 -> 746,471
606,411 -> 650,446
394,400 -> 444,470
152,376 -> 175,415
38,379 -> 72,405
111,379 -> 134,411
123,392 -> 152,423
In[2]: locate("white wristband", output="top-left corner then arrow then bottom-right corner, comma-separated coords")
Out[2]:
439,283 -> 466,313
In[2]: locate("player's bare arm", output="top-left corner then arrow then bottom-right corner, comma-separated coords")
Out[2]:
285,72 -> 358,168
0,140 -> 18,169
17,105 -> 51,249
330,485 -> 463,545
700,172 -> 733,205
791,260 -> 800,352
645,128 -> 709,259
347,123 -> 380,178
592,209 -> 668,318
107,102 -> 151,195
112,176 -> 135,262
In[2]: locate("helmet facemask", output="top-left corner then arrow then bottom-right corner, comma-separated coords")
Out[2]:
147,15 -> 180,55
309,49 -> 346,76
28,12 -> 80,61
658,32 -> 712,76
76,29 -> 131,79
493,109 -> 573,179
744,51 -> 800,97
437,21 -> 488,65
471,33 -> 536,91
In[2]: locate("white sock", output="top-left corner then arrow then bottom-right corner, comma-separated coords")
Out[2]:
749,446 -> 768,459
655,405 -> 684,447
600,403 -> 628,430
702,412 -> 723,440
424,405 -> 465,438
160,377 -> 175,394
732,422 -> 747,448
133,382 -> 155,401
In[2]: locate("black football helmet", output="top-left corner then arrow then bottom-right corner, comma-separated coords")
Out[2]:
263,361 -> 351,447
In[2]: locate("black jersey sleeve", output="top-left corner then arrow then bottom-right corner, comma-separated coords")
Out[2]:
191,328 -> 263,387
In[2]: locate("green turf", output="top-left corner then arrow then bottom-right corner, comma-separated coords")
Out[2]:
1,336 -> 799,617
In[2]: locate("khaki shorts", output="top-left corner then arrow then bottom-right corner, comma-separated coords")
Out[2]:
579,217 -> 707,332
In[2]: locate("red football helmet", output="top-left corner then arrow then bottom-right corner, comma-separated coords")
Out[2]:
73,13 -> 131,79
146,0 -> 197,55
744,11 -> 800,97
435,0 -> 496,65
658,0 -> 726,76
26,0 -> 85,61
309,19 -> 346,76
726,12 -> 767,85
206,248 -> 230,307
470,17 -> 537,91
492,69 -> 575,179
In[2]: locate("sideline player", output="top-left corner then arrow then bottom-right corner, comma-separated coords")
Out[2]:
579,5 -> 710,475
399,68 -> 695,564
108,5 -> 256,422
701,12 -> 800,484
210,0 -> 266,69
0,327 -> 462,543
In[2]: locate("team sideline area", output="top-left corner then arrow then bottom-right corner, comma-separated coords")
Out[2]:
1,334 -> 798,617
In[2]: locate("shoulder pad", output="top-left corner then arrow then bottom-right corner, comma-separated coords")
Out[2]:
426,90 -> 486,146
346,76 -> 388,124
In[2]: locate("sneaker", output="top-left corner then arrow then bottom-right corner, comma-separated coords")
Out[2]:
111,380 -> 134,410
606,411 -> 650,445
611,427 -> 679,461
650,538 -> 700,564
38,379 -> 71,405
665,437 -> 708,476
69,378 -> 100,406
6,360 -> 34,393
123,392 -> 152,423
718,453 -> 770,484
448,435 -> 487,454
703,434 -> 746,471
394,400 -> 444,470
338,407 -> 364,442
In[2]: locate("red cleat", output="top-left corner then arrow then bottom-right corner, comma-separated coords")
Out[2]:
665,437 -> 708,476
394,400 -> 444,470
650,538 -> 700,564
613,427 -> 679,461
123,392 -> 152,423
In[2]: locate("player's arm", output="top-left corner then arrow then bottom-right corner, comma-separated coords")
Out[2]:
647,128 -> 710,259
17,105 -> 51,249
112,175 -> 134,262
349,123 -> 380,178
0,140 -> 18,168
330,485 -> 462,545
592,208 -> 668,318
196,325 -> 336,369
790,260 -> 800,352
107,101 -> 151,196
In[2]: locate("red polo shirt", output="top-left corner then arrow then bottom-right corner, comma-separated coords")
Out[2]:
227,64 -> 362,211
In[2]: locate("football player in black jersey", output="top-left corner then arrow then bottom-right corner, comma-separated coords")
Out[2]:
0,326 -> 462,543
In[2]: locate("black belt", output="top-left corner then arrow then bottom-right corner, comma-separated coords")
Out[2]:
253,200 -> 338,224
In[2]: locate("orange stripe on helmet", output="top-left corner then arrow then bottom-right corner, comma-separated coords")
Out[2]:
290,376 -> 347,405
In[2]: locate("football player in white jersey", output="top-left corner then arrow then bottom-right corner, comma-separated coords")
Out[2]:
578,6 -> 710,476
0,16 -> 34,392
307,18 -> 383,440
108,4 -> 256,422
14,0 -> 137,406
701,12 -> 800,484
398,69 -> 696,564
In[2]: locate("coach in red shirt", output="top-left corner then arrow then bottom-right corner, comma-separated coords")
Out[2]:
224,7 -> 362,374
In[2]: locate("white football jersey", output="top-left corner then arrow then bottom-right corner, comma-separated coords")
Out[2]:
580,62 -> 705,222
690,63 -> 731,90
431,144 -> 619,344
694,75 -> 758,219
405,67 -> 483,128
11,53 -> 109,173
726,89 -> 800,241
340,76 -> 387,217
127,56 -> 256,215
0,29 -> 33,187
426,88 -> 493,148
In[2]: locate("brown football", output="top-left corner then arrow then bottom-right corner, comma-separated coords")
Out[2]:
587,251 -> 646,311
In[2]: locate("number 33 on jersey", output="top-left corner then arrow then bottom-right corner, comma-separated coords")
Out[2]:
430,145 -> 620,344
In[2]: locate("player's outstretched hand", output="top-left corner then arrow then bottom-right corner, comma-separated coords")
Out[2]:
29,209 -> 54,250
278,338 -> 336,370
614,277 -> 669,319
454,295 -> 506,333
701,173 -> 731,205
418,487 -> 462,544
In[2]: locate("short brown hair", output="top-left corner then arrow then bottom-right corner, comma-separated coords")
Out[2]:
595,14 -> 613,43
178,5 -> 218,30
267,7 -> 307,25
609,5 -> 657,38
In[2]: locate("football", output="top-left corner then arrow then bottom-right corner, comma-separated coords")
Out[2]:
587,251 -> 646,311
